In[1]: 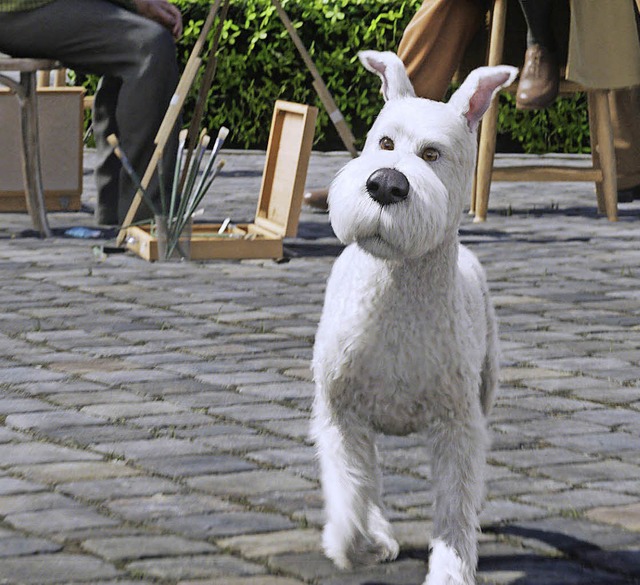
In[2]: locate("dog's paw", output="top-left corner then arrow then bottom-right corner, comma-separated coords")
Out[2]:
423,539 -> 472,585
322,522 -> 354,570
322,521 -> 399,570
368,506 -> 400,563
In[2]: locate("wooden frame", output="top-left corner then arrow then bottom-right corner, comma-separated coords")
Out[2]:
0,86 -> 83,212
123,100 -> 318,261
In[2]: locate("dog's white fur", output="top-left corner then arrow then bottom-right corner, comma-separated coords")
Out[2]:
311,51 -> 517,584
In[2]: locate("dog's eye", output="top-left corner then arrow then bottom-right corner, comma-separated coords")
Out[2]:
379,137 -> 395,151
420,147 -> 440,162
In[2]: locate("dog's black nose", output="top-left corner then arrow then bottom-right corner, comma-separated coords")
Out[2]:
366,168 -> 409,206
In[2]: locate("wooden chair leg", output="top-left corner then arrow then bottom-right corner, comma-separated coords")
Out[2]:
18,71 -> 52,237
471,0 -> 507,220
589,90 -> 618,221
474,99 -> 500,222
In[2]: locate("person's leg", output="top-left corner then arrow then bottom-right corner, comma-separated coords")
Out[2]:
518,0 -> 555,50
0,0 -> 180,225
515,0 -> 559,109
397,0 -> 485,100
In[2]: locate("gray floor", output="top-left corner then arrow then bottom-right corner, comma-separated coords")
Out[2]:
0,149 -> 638,584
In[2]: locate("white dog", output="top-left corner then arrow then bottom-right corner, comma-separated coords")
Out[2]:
311,51 -> 517,585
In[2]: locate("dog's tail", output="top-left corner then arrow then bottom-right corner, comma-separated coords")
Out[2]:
480,296 -> 499,416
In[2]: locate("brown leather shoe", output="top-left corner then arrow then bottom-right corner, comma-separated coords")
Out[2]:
516,44 -> 560,110
303,187 -> 329,212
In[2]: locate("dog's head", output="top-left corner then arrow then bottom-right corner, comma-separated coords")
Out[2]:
329,50 -> 518,261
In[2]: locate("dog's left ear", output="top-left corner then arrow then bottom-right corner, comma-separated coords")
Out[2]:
358,50 -> 416,101
448,66 -> 519,131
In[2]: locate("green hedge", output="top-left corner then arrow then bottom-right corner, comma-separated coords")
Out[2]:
81,0 -> 591,154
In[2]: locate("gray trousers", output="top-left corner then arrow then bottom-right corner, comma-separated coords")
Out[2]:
0,0 -> 180,225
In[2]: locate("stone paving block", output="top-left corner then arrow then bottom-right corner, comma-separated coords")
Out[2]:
208,403 -> 306,422
187,470 -> 316,496
82,400 -> 188,419
196,371 -> 292,388
82,534 -> 217,562
178,577 -> 306,585
93,437 -> 216,459
58,476 -> 182,501
17,380 -> 109,395
6,409 -> 108,431
0,476 -> 46,495
0,366 -> 67,384
143,454 -> 257,477
0,442 -> 102,466
0,492 -> 81,515
255,418 -> 312,441
489,447 -> 596,469
546,432 -> 640,454
586,502 -> 640,532
47,390 -> 146,407
81,368 -> 179,385
0,535 -> 62,557
106,493 -> 243,522
153,511 -> 295,539
6,507 -> 121,535
218,528 -> 322,559
480,499 -> 548,525
0,553 -> 121,584
518,488 -> 638,513
125,554 -> 266,580
42,424 -> 154,445
0,397 -> 56,414
16,460 -> 141,483
535,460 -> 640,484
126,412 -> 216,428
237,381 -> 314,400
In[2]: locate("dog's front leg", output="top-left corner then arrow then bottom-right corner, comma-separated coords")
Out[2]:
312,397 -> 397,569
425,415 -> 488,585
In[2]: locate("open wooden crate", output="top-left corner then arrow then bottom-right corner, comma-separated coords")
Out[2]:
0,87 -> 84,212
123,100 -> 318,261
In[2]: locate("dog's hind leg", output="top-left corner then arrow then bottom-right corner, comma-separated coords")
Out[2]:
367,443 -> 399,563
312,398 -> 396,568
424,415 -> 488,585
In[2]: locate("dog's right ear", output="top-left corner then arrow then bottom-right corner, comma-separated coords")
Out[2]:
448,65 -> 519,131
358,50 -> 416,101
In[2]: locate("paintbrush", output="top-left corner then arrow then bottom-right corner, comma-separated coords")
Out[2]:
191,126 -> 229,205
169,129 -> 188,221
107,134 -> 161,219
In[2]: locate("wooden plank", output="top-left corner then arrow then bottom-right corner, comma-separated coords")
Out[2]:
0,87 -> 83,202
124,223 -> 284,261
255,100 -> 318,237
0,58 -> 59,72
491,165 -> 602,182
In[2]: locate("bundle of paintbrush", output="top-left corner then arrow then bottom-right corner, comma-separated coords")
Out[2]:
108,126 -> 228,260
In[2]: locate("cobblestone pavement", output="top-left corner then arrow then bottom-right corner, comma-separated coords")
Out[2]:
0,149 -> 638,585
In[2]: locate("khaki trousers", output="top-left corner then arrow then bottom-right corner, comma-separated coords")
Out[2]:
397,0 -> 640,190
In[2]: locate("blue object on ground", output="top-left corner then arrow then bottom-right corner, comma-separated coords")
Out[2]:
64,227 -> 104,239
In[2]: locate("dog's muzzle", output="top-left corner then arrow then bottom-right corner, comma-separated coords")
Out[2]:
366,168 -> 409,206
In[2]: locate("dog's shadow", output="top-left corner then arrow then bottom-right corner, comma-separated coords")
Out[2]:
384,525 -> 639,585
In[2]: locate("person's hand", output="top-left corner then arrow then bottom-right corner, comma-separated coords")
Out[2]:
133,0 -> 183,39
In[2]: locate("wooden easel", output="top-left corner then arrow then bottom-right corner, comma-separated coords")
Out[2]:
116,0 -> 356,245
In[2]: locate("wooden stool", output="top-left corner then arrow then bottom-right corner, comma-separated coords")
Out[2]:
0,57 -> 60,237
471,0 -> 618,222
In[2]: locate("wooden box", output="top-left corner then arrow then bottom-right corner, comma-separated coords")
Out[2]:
0,86 -> 84,212
124,100 -> 318,261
